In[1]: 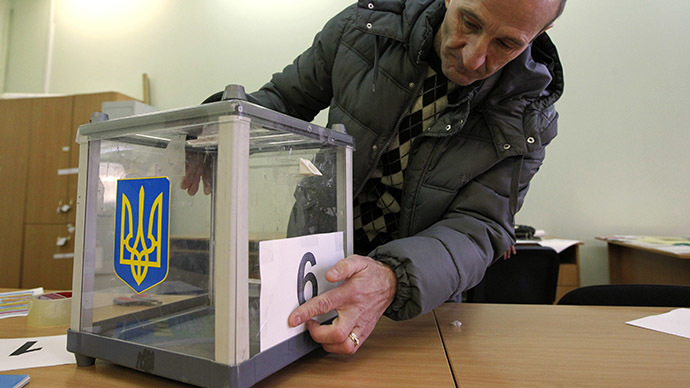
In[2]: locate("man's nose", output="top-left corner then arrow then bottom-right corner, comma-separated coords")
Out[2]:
462,37 -> 488,71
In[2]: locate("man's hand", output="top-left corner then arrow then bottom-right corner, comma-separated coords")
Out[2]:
288,255 -> 397,354
180,151 -> 213,195
502,245 -> 517,260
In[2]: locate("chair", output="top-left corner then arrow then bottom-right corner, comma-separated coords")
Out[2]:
465,245 -> 560,304
557,284 -> 690,307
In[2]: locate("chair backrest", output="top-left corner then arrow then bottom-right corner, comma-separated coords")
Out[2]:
466,245 -> 560,304
557,284 -> 690,307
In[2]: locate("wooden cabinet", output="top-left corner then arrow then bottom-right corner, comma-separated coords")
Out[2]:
0,99 -> 31,287
21,224 -> 76,289
24,96 -> 74,224
0,92 -> 136,288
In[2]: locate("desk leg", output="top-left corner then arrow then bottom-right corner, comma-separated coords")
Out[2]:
608,244 -> 625,284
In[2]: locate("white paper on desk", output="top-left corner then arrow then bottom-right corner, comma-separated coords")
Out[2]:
656,245 -> 690,255
516,238 -> 580,253
0,334 -> 75,371
259,232 -> 343,352
626,308 -> 690,339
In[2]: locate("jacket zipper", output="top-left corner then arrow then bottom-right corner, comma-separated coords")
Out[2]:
354,71 -> 427,197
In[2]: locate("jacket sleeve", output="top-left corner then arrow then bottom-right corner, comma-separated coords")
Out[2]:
371,144 -> 548,321
247,5 -> 356,121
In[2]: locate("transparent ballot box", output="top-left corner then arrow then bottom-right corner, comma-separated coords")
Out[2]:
67,86 -> 354,387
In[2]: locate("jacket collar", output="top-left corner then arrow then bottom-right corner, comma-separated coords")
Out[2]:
355,0 -> 444,64
482,32 -> 564,156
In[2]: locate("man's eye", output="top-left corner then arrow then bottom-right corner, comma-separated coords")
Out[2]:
462,17 -> 479,31
498,40 -> 513,50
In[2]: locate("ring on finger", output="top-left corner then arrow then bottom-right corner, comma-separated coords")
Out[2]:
348,331 -> 360,347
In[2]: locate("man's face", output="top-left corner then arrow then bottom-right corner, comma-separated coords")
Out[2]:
435,0 -> 559,86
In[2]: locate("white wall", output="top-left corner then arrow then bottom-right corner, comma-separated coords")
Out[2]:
8,0 -> 353,111
0,0 -> 12,92
4,0 -> 50,93
3,0 -> 690,285
517,1 -> 690,284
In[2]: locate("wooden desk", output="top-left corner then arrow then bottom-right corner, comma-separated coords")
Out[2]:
256,312 -> 454,388
436,303 -> 690,387
598,238 -> 690,285
0,312 -> 453,388
5,299 -> 688,387
0,314 -> 190,387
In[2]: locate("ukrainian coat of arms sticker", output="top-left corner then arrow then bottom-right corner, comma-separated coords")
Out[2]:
114,177 -> 170,293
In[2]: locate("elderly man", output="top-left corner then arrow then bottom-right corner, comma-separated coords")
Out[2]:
193,0 -> 566,354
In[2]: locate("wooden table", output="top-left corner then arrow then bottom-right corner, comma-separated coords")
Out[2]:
436,303 -> 690,387
0,311 -> 453,388
256,312 -> 454,388
4,301 -> 688,387
598,238 -> 690,285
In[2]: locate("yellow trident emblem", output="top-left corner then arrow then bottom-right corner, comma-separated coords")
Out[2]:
115,177 -> 170,293
120,186 -> 163,285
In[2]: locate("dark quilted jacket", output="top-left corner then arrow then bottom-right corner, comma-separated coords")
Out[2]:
248,0 -> 564,320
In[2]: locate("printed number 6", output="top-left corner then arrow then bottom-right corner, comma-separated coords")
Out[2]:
297,252 -> 318,305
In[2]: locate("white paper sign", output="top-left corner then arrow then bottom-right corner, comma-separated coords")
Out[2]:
0,335 -> 75,371
259,232 -> 344,351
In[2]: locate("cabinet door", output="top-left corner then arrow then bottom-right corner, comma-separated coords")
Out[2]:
24,96 -> 74,224
0,99 -> 31,287
68,92 -> 135,203
21,224 -> 75,290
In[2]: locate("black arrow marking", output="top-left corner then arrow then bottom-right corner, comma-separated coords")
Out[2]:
9,341 -> 43,356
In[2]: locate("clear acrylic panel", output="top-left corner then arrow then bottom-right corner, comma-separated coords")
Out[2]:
80,127 -> 216,360
247,142 -> 341,356
77,100 -> 351,363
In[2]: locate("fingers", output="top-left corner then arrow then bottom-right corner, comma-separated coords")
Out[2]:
305,319 -> 347,344
181,153 -> 201,194
503,245 -> 517,259
182,173 -> 200,195
289,292 -> 362,355
182,176 -> 200,195
325,255 -> 368,282
288,255 -> 371,326
181,152 -> 212,195
304,311 -> 358,344
288,255 -> 395,355
321,328 -> 366,355
305,319 -> 366,355
288,286 -> 347,327
201,156 -> 213,195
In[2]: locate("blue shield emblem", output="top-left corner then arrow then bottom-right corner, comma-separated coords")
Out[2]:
114,177 -> 170,293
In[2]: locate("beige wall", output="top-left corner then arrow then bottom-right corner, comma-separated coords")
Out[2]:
3,0 -> 690,286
